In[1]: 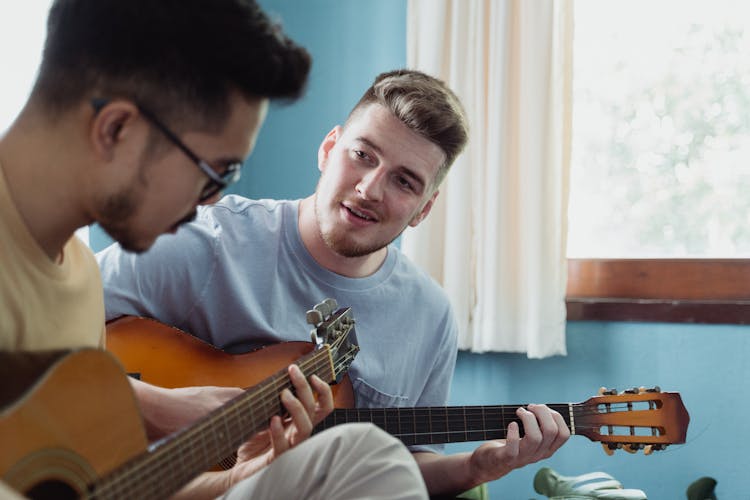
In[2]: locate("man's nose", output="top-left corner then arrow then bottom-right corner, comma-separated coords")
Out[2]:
355,167 -> 386,201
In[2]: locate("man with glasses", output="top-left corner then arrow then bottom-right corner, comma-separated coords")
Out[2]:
0,1 -> 427,499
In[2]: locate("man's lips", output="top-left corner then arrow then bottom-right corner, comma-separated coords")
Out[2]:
342,202 -> 378,223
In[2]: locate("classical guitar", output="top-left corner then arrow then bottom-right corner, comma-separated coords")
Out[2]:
105,315 -> 690,456
0,300 -> 359,499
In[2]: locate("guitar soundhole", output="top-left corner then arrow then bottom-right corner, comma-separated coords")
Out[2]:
25,480 -> 78,500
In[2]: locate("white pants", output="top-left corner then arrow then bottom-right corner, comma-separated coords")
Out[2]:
221,423 -> 428,500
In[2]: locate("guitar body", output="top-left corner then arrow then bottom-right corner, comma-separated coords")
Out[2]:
0,349 -> 147,498
106,316 -> 355,406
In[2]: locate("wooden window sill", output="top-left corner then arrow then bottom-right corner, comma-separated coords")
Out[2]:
566,297 -> 750,324
566,259 -> 750,324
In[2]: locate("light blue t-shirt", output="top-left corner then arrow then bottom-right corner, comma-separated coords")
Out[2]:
97,196 -> 459,453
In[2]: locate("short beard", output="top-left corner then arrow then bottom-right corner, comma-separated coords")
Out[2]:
318,227 -> 381,257
313,195 -> 401,258
97,187 -> 145,253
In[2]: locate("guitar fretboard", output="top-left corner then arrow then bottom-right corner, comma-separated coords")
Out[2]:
94,347 -> 334,500
313,404 -> 574,446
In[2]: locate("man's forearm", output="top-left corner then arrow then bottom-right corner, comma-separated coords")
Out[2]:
412,451 -> 477,496
129,377 -> 177,440
170,471 -> 231,500
128,378 -> 242,441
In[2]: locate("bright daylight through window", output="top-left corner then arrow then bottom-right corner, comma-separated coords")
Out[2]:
1,1 -> 87,244
568,0 -> 750,258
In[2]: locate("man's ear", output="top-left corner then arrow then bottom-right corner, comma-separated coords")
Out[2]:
409,190 -> 440,227
89,101 -> 140,162
317,125 -> 342,173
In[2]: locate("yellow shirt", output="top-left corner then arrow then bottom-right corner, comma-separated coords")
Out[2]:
0,162 -> 105,350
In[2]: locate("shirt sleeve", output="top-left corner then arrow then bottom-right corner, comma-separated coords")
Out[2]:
96,221 -> 217,327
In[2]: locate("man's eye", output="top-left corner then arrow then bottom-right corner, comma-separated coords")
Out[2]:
396,176 -> 414,191
354,150 -> 370,161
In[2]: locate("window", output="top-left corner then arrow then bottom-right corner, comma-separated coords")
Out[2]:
0,2 -> 52,133
0,2 -> 90,245
567,0 -> 750,323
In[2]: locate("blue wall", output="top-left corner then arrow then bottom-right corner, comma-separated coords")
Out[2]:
91,1 -> 748,498
447,321 -> 748,498
244,0 -> 409,201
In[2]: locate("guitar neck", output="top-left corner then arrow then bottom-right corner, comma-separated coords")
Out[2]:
314,404 -> 573,446
96,346 -> 334,500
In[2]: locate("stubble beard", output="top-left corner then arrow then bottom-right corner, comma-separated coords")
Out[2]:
314,194 -> 403,258
96,151 -> 198,253
99,189 -> 197,254
97,186 -> 146,253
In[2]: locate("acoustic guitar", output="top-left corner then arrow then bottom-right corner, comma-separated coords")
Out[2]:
105,315 -> 690,456
0,301 -> 359,499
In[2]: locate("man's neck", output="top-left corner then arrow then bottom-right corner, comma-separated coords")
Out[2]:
0,107 -> 90,261
297,195 -> 387,278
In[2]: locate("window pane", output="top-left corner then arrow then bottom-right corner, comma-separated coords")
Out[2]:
0,2 -> 52,133
567,0 -> 750,258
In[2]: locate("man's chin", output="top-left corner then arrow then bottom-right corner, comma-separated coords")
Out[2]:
118,239 -> 154,254
105,229 -> 157,254
108,222 -> 183,253
322,233 -> 384,258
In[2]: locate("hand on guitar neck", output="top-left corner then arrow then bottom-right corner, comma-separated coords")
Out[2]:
130,363 -> 333,452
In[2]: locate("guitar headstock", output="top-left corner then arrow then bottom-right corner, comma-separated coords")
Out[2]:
306,298 -> 359,384
575,386 -> 689,456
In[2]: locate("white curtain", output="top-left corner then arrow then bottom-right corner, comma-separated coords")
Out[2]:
403,0 -> 573,357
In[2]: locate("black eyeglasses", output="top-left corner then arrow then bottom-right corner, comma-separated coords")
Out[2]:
92,98 -> 242,201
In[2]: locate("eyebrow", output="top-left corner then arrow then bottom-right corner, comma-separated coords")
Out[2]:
355,136 -> 427,191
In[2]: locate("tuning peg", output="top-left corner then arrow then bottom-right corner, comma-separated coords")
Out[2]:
306,309 -> 324,325
323,298 -> 338,311
623,387 -> 639,394
598,387 -> 617,395
645,386 -> 661,393
622,444 -> 638,454
313,299 -> 335,319
643,445 -> 653,455
601,443 -> 615,456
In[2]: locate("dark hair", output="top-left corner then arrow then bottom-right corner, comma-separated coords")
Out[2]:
32,0 -> 311,130
347,69 -> 469,189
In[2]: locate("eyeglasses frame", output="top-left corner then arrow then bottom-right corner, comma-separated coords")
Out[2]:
91,98 -> 241,201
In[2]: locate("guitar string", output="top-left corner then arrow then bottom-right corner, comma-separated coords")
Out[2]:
95,348 -> 339,498
324,403 -> 665,421
321,404 -> 669,439
319,414 -> 665,442
98,352 -> 333,498
104,352 -> 333,497
96,345 -> 665,497
99,400 -> 662,496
